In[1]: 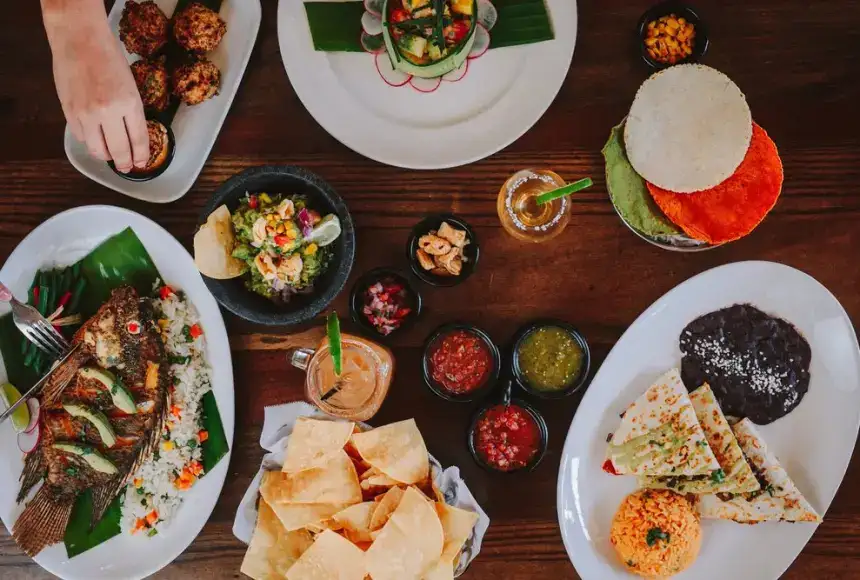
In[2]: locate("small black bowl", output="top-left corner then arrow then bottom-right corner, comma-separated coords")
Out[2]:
467,383 -> 549,473
637,1 -> 709,70
108,122 -> 176,182
422,322 -> 500,403
197,165 -> 356,326
511,319 -> 591,399
349,267 -> 422,340
406,214 -> 479,287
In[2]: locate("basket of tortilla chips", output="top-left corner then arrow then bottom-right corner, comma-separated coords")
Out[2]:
234,403 -> 489,580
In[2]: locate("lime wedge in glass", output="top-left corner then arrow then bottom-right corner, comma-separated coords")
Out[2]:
307,215 -> 342,247
327,312 -> 343,376
0,383 -> 30,433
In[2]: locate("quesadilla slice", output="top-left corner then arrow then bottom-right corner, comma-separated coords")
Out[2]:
641,383 -> 760,494
605,369 -> 721,477
697,418 -> 822,523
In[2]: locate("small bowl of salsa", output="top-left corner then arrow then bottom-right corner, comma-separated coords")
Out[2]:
349,268 -> 422,339
422,323 -> 500,402
512,320 -> 591,399
468,398 -> 548,473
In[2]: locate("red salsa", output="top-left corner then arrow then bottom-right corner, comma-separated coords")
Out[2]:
473,404 -> 541,471
428,330 -> 492,394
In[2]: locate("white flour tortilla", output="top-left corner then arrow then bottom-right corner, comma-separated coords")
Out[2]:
624,64 -> 752,193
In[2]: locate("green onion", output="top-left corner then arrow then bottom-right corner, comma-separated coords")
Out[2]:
68,278 -> 87,314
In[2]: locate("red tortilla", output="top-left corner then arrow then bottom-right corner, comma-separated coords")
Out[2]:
647,123 -> 783,244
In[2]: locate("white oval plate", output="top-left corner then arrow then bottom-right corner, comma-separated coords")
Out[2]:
65,0 -> 261,203
0,206 -> 235,580
277,0 -> 577,169
557,261 -> 860,580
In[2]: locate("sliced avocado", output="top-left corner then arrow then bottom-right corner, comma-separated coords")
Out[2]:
79,367 -> 137,414
428,42 -> 444,61
231,243 -> 254,261
52,443 -> 118,475
399,35 -> 428,59
63,404 -> 117,448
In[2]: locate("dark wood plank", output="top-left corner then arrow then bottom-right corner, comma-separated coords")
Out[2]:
1,0 -> 860,578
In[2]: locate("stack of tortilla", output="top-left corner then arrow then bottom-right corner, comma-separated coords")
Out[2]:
241,417 -> 479,580
606,369 -> 821,523
604,64 -> 784,247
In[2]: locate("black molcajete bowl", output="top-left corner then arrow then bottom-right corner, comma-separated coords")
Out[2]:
198,165 -> 356,326
637,1 -> 709,70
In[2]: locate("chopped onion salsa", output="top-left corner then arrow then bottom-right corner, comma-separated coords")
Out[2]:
361,278 -> 412,336
473,404 -> 541,471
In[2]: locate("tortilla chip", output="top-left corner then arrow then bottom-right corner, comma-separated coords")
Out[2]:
240,500 -> 314,580
423,544 -> 461,580
332,502 -> 376,544
285,529 -> 366,580
365,487 -> 445,580
193,205 -> 247,279
283,417 -> 355,473
647,123 -> 783,244
350,419 -> 430,485
369,486 -> 405,531
436,503 -> 478,551
261,453 -> 362,505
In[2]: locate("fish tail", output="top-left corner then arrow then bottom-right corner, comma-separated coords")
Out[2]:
16,451 -> 44,503
90,483 -> 120,528
12,486 -> 75,557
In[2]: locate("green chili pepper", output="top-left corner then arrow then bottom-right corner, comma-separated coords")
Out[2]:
326,312 -> 342,376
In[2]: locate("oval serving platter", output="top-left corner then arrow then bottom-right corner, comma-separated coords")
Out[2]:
557,261 -> 860,579
0,206 -> 235,580
64,0 -> 261,203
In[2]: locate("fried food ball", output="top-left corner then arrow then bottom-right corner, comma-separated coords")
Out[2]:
129,120 -> 172,175
131,57 -> 169,112
173,3 -> 227,54
119,1 -> 169,57
172,58 -> 221,106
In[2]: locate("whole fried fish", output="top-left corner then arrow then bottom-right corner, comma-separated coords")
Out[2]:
13,286 -> 170,557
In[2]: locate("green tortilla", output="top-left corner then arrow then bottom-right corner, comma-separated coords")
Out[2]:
603,121 -> 682,238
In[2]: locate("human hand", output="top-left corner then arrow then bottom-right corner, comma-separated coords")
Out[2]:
43,1 -> 148,172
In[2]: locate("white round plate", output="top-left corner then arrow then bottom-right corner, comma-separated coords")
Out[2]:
557,261 -> 860,579
277,0 -> 577,169
0,206 -> 235,580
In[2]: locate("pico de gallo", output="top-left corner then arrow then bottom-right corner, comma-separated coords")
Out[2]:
427,328 -> 493,395
388,0 -> 476,66
361,276 -> 414,336
472,403 -> 543,472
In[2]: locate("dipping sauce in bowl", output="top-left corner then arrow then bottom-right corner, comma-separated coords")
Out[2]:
513,321 -> 591,398
423,324 -> 500,402
470,402 -> 547,472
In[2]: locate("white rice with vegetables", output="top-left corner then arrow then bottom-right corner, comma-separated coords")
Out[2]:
120,286 -> 212,536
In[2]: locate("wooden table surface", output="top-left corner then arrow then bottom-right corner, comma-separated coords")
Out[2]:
2,0 -> 860,578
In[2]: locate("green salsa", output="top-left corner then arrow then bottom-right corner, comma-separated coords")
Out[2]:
516,326 -> 583,391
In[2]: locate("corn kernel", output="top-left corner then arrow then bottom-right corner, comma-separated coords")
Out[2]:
259,193 -> 272,204
276,224 -> 285,233
304,243 -> 318,256
162,441 -> 174,452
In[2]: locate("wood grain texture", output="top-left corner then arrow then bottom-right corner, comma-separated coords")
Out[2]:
1,0 -> 859,578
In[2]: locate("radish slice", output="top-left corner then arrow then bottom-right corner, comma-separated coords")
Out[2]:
17,428 -> 40,454
23,399 -> 40,433
469,24 -> 490,59
442,60 -> 469,82
375,53 -> 411,87
409,76 -> 443,93
361,32 -> 385,54
361,12 -> 383,36
364,0 -> 384,17
477,0 -> 499,31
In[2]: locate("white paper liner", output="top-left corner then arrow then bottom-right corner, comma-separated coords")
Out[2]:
233,402 -> 490,577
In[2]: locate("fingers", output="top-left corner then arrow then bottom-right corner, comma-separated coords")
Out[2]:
101,115 -> 134,173
124,104 -> 149,169
81,118 -> 110,162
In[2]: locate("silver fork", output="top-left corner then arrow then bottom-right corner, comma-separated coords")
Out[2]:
0,281 -> 71,359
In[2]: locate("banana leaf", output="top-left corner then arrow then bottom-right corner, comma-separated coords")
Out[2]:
0,227 -> 229,557
305,0 -> 554,52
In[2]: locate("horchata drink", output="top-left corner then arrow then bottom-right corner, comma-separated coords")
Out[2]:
290,333 -> 394,421
497,169 -> 571,243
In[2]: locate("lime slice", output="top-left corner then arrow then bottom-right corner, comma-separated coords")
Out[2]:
535,177 -> 593,205
0,383 -> 30,433
327,312 -> 343,376
306,215 -> 342,247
